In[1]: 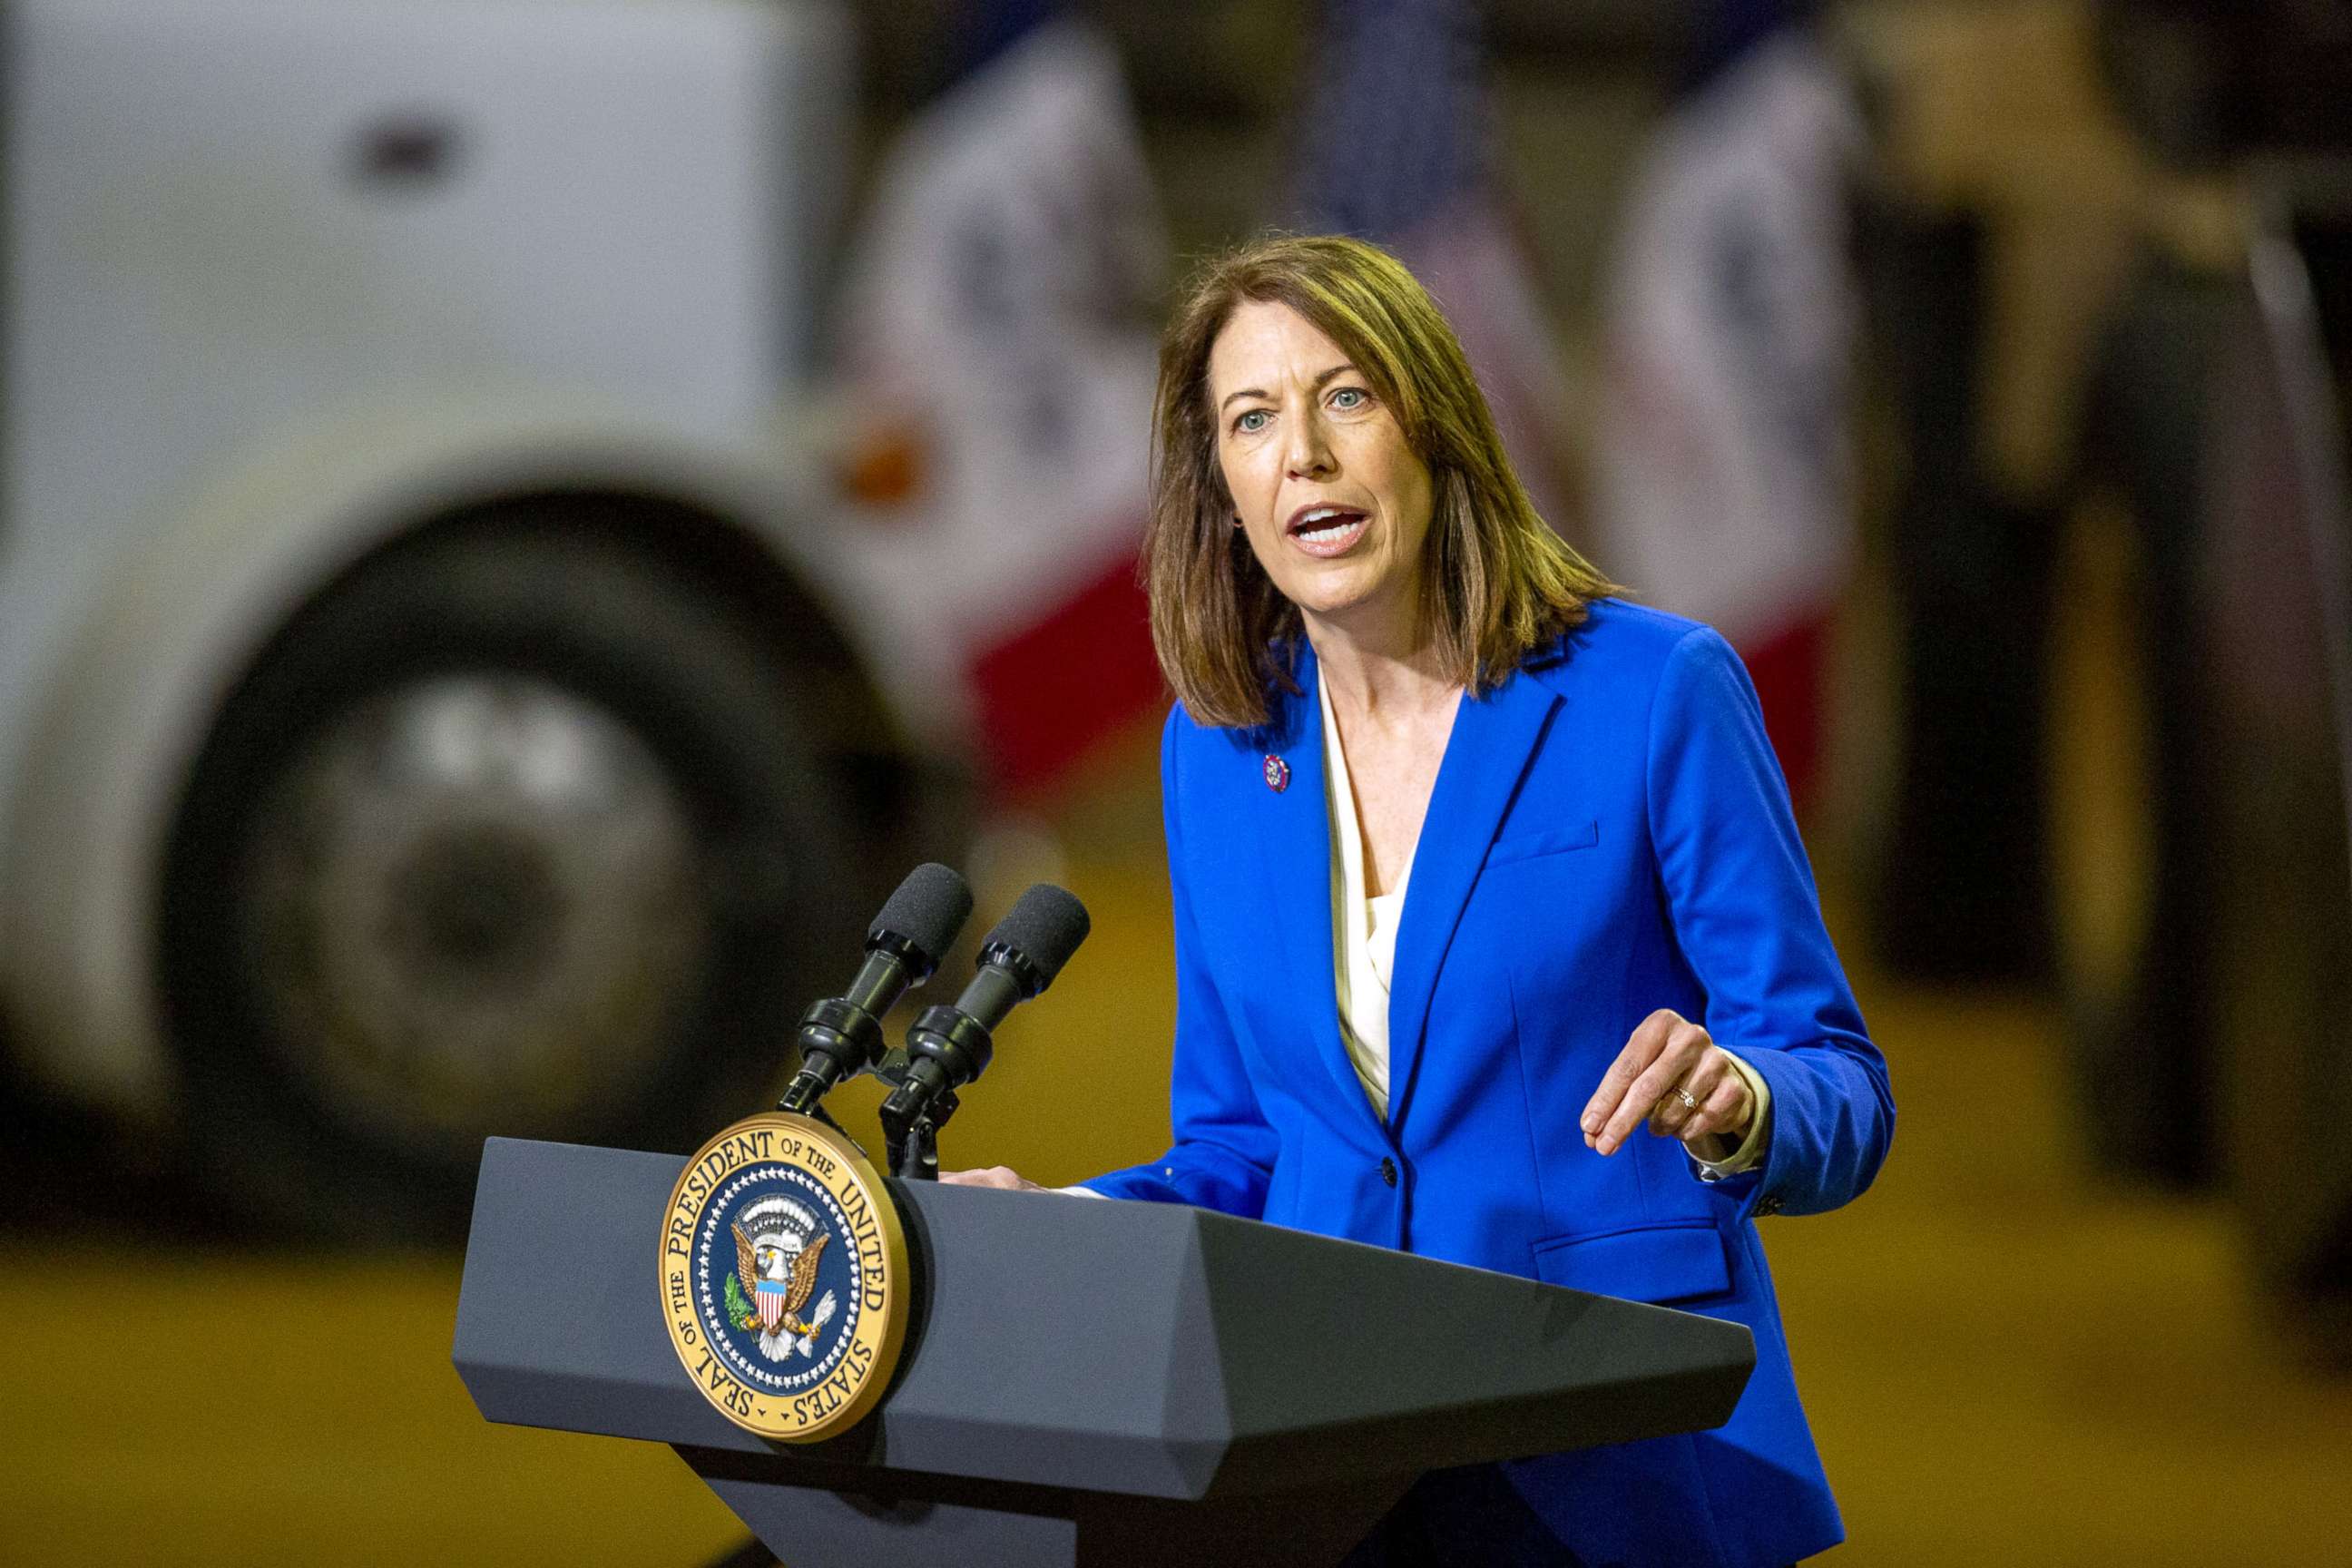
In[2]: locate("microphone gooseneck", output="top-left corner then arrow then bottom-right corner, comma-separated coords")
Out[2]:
778,863 -> 974,1116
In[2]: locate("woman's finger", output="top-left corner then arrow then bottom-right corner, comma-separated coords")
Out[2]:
1677,1068 -> 1753,1148
1649,1050 -> 1729,1137
1599,1021 -> 1710,1153
1582,1009 -> 1679,1142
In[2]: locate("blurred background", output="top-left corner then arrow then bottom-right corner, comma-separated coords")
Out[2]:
5,0 -> 2351,1561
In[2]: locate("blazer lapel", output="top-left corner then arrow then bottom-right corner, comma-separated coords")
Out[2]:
1385,668 -> 1563,1130
1237,649 -> 1376,1128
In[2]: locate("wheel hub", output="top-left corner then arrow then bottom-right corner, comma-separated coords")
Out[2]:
237,673 -> 718,1150
387,822 -> 568,987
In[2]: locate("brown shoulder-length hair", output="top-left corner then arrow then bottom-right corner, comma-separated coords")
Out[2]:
1144,233 -> 1618,730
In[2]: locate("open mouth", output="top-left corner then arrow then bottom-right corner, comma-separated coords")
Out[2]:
1287,505 -> 1368,553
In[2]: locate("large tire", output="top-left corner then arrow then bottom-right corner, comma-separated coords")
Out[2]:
160,518 -> 856,1240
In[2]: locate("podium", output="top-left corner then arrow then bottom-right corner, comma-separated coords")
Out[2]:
454,1137 -> 1756,1566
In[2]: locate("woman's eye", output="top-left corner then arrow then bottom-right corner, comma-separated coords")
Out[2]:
1329,387 -> 1368,411
1234,409 -> 1271,434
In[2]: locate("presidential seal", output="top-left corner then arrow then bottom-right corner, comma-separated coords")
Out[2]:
659,1112 -> 910,1442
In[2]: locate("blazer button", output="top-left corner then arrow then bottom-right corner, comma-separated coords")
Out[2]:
1379,1156 -> 1398,1189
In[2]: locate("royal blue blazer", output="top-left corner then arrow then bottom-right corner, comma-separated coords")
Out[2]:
1083,599 -> 1894,1568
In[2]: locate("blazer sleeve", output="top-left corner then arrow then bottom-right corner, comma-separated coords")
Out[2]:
1078,709 -> 1278,1216
1648,625 -> 1894,1217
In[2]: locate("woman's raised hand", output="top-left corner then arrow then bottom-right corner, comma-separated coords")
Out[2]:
1581,1008 -> 1756,1160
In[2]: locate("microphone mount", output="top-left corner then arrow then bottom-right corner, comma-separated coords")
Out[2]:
775,864 -> 972,1123
881,887 -> 1089,1179
878,989 -> 1000,1180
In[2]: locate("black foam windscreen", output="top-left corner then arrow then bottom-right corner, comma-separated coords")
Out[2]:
872,862 -> 975,964
985,884 -> 1091,994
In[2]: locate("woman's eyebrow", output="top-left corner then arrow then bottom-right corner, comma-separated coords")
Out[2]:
1217,364 -> 1356,412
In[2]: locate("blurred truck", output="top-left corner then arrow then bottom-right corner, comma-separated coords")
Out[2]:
0,0 -> 966,1234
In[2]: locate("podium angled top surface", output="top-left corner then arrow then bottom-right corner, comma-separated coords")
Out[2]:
455,1136 -> 1752,1501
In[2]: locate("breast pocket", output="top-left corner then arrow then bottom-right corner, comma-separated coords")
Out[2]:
1531,1220 -> 1733,1305
1484,818 -> 1600,867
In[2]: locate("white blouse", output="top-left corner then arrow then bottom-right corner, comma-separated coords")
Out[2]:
1318,671 -> 1407,1120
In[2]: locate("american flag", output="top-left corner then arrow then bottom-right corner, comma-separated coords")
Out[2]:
1281,0 -> 1580,534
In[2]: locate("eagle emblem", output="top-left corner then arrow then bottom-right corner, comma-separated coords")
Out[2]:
663,1112 -> 913,1441
727,1195 -> 837,1361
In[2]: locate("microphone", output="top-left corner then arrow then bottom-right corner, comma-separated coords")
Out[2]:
778,863 -> 974,1116
879,883 -> 1091,1132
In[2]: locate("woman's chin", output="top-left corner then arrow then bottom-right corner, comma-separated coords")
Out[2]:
1289,577 -> 1415,636
1283,576 -> 1369,622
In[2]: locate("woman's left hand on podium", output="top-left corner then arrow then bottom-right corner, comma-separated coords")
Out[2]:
940,1166 -> 1046,1191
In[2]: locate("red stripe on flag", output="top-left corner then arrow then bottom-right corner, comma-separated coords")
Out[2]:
1734,612 -> 1827,816
968,545 -> 1165,799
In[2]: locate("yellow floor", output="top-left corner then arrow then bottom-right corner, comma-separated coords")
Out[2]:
6,728 -> 2350,1565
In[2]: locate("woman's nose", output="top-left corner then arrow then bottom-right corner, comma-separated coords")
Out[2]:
1285,413 -> 1336,479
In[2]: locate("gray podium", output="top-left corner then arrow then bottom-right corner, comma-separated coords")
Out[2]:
454,1137 -> 1756,1567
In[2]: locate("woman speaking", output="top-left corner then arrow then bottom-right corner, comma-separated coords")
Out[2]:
946,235 -> 1893,1567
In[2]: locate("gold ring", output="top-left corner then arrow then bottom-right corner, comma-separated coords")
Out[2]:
1673,1087 -> 1699,1110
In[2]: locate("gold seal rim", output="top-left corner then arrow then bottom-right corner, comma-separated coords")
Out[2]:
658,1111 -> 911,1443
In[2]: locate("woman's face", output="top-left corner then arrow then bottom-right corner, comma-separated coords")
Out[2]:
1206,299 -> 1435,643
